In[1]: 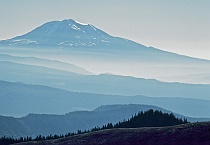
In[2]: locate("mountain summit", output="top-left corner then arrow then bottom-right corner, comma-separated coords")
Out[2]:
0,19 -> 140,49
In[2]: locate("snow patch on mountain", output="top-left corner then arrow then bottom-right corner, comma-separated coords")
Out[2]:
74,20 -> 89,26
71,24 -> 80,30
9,39 -> 38,45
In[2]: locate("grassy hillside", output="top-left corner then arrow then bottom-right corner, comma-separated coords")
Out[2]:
14,122 -> 210,145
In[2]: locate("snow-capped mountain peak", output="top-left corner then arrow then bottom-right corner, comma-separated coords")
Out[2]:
0,19 -> 115,48
0,19 -> 144,50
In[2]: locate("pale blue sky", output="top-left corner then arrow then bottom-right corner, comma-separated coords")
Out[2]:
1,0 -> 210,59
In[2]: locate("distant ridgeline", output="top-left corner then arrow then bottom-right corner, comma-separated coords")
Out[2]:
0,110 -> 188,145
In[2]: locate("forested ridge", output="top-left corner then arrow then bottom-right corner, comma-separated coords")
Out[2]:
0,109 -> 188,145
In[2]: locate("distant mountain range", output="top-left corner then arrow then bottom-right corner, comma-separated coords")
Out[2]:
0,104 -> 208,138
1,58 -> 210,100
0,54 -> 92,75
1,80 -> 210,118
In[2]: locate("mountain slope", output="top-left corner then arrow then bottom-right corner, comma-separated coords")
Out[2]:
0,116 -> 32,138
0,54 -> 92,75
14,122 -> 210,145
0,19 -> 143,49
0,61 -> 83,85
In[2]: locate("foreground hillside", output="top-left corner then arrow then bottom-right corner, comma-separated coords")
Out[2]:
14,122 -> 210,145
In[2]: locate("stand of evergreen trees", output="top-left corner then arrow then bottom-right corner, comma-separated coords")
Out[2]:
0,109 -> 188,145
114,109 -> 188,128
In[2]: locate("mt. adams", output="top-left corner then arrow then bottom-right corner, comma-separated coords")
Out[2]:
1,19 -> 210,84
0,19 -> 141,49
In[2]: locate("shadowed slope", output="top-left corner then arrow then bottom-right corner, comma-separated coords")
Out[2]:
14,122 -> 210,145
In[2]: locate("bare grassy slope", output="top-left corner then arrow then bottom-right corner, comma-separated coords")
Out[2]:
15,122 -> 210,145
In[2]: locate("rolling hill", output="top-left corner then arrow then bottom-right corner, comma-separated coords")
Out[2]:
0,104 -> 208,138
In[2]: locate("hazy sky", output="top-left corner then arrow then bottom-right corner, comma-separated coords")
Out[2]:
1,0 -> 210,59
